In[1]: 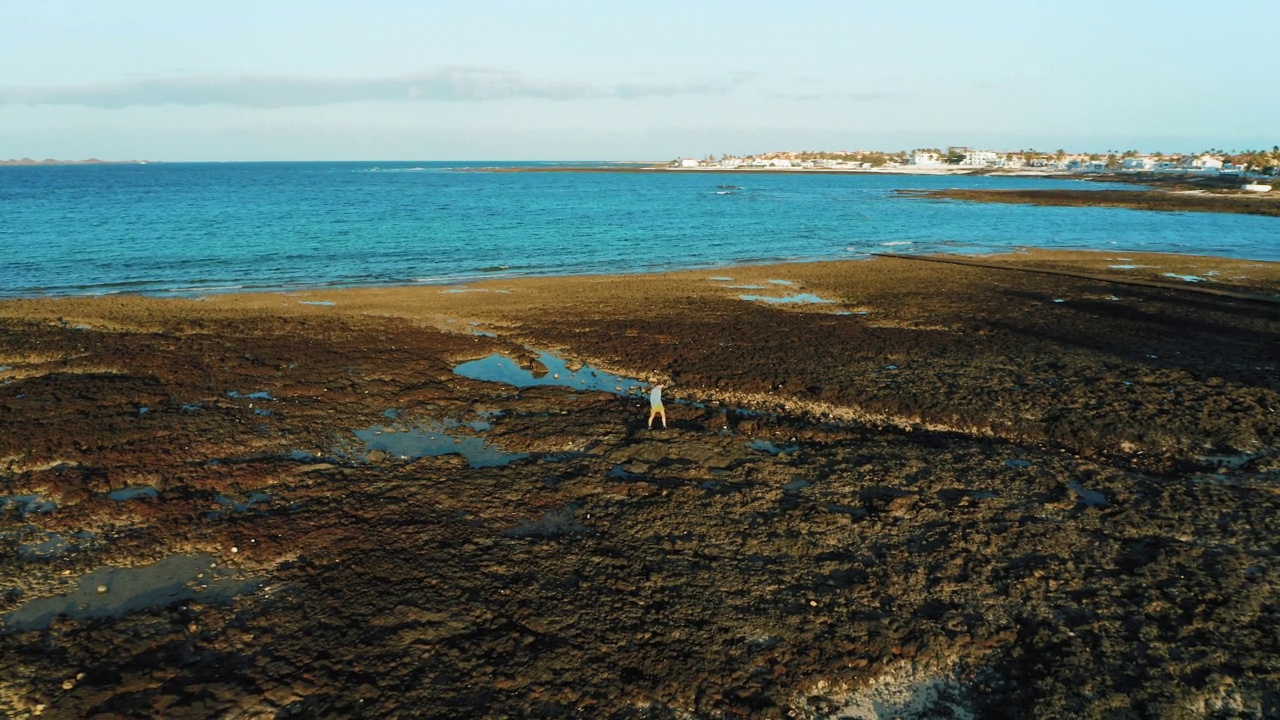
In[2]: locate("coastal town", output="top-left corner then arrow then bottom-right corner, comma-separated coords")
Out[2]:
669,146 -> 1280,180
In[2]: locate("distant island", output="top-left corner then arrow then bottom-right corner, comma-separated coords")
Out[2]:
0,158 -> 150,166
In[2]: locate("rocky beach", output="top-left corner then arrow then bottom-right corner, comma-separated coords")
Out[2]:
3,250 -> 1280,719
898,176 -> 1280,219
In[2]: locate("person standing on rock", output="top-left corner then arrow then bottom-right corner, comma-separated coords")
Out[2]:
648,383 -> 667,429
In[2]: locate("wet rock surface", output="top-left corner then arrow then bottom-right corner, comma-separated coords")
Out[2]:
899,186 -> 1280,218
2,251 -> 1279,719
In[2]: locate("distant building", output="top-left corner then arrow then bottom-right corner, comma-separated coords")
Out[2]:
1062,155 -> 1091,171
1121,157 -> 1156,171
678,158 -> 701,168
909,151 -> 942,166
961,150 -> 998,167
1178,154 -> 1224,173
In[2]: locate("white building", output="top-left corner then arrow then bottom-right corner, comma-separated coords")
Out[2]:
678,158 -> 701,168
909,151 -> 942,166
960,150 -> 998,167
1182,154 -> 1224,172
1121,157 -> 1156,171
1062,155 -> 1091,171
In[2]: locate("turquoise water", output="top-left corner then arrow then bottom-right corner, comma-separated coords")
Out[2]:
2,161 -> 1276,299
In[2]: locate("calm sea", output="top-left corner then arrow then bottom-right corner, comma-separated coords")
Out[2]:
2,161 -> 1277,299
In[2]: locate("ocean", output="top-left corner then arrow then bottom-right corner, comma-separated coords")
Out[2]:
2,161 -> 1277,299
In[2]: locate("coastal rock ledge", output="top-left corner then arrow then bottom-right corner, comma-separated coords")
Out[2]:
2,250 -> 1279,719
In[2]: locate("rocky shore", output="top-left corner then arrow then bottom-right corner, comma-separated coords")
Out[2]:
898,185 -> 1280,218
3,251 -> 1280,719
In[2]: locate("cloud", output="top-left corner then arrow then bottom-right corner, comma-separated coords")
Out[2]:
0,68 -> 738,108
772,90 -> 907,102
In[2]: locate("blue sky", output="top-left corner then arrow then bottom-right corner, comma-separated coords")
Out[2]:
3,0 -> 1275,161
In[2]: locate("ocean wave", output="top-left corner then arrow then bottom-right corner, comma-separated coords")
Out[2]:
167,284 -> 245,292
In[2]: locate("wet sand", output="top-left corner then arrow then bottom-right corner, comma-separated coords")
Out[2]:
3,250 -> 1280,718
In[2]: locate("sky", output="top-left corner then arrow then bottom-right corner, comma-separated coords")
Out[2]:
2,0 -> 1276,161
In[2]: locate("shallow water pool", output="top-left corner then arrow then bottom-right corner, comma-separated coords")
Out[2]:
454,351 -> 646,395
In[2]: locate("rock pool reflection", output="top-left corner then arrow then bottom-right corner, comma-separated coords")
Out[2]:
1,494 -> 58,517
352,422 -> 529,468
1,554 -> 260,633
1067,481 -> 1108,507
108,486 -> 158,502
749,440 -> 800,455
453,351 -> 646,396
739,293 -> 835,305
19,532 -> 71,560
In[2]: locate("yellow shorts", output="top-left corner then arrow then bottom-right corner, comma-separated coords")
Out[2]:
650,405 -> 664,413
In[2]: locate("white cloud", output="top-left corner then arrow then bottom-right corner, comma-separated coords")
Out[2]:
772,90 -> 907,102
0,68 -> 740,108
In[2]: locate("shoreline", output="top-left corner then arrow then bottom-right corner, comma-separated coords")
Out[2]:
460,163 -> 1066,177
460,163 -> 1274,184
0,158 -> 149,166
4,250 -> 1280,716
6,247 -> 1279,304
901,186 -> 1280,218
467,164 -> 1280,220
